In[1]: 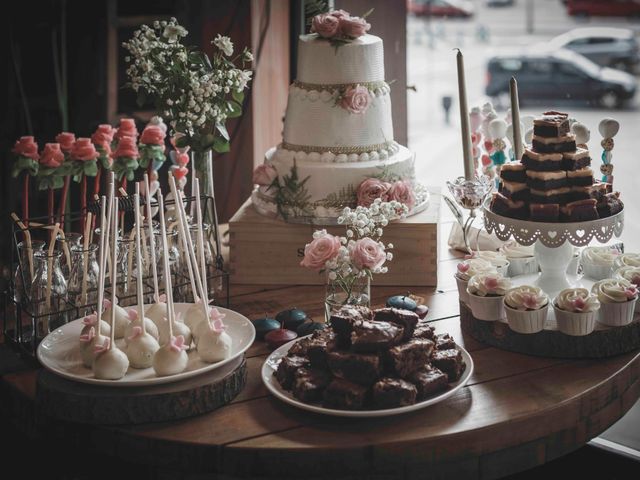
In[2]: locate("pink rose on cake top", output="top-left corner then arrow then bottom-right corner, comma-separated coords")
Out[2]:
39,143 -> 64,168
310,9 -> 370,40
339,16 -> 371,38
311,13 -> 340,38
300,230 -> 341,270
13,136 -> 39,161
349,238 -> 386,271
357,178 -> 391,207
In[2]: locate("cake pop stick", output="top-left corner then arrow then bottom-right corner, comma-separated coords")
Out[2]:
158,192 -> 175,337
194,179 -> 209,304
126,226 -> 135,295
134,187 -> 147,326
143,174 -> 160,301
10,212 -> 34,278
80,212 -> 93,305
96,195 -> 109,334
110,196 -> 119,350
45,223 -> 60,310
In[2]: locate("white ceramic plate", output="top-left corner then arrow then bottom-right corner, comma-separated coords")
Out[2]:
37,303 -> 255,387
262,338 -> 474,418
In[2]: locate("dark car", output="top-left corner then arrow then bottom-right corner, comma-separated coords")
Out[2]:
486,48 -> 636,108
408,0 -> 474,18
567,0 -> 640,17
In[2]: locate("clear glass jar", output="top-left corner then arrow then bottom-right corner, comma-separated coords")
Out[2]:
13,240 -> 45,304
116,236 -> 136,306
30,250 -> 68,340
154,228 -> 183,301
57,232 -> 82,280
68,243 -> 99,316
324,275 -> 371,323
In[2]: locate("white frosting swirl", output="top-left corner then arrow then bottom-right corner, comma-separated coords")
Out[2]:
474,250 -> 510,268
467,273 -> 511,297
614,266 -> 640,286
554,288 -> 600,313
581,246 -> 619,267
499,241 -> 535,259
613,253 -> 640,270
591,278 -> 638,304
504,285 -> 548,311
455,258 -> 495,281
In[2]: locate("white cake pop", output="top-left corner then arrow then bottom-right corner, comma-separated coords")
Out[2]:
125,325 -> 160,369
158,313 -> 192,348
571,122 -> 590,147
197,317 -> 232,363
102,298 -> 129,339
146,295 -> 168,328
79,327 -> 109,368
184,301 -> 209,333
80,313 -> 111,339
93,338 -> 129,380
153,335 -> 189,376
124,308 -> 159,344
193,307 -> 224,345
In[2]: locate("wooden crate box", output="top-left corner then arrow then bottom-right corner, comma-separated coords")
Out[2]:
228,188 -> 440,286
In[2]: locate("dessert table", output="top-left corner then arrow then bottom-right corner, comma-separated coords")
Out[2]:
1,258 -> 639,479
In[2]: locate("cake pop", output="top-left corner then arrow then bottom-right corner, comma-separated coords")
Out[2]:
184,300 -> 210,333
146,294 -> 168,328
571,122 -> 590,149
193,307 -> 225,344
158,312 -> 192,347
197,317 -> 232,363
80,313 -> 111,340
79,326 -> 109,368
124,308 -> 159,344
125,326 -> 159,368
102,298 -> 129,339
93,338 -> 129,380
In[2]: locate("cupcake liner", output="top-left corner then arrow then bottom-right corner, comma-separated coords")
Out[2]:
455,275 -> 469,305
507,257 -> 539,277
598,299 -> 637,327
504,303 -> 549,334
581,263 -> 612,281
553,304 -> 598,336
467,292 -> 505,321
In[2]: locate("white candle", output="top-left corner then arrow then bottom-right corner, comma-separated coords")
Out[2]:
510,77 -> 523,161
456,49 -> 474,180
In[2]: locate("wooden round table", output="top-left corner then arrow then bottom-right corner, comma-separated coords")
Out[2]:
2,280 -> 639,479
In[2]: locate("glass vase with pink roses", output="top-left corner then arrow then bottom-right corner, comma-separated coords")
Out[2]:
300,199 -> 408,322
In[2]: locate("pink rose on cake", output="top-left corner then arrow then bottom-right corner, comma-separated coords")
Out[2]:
12,136 -> 39,161
140,125 -> 166,146
55,132 -> 75,154
339,16 -> 371,39
349,238 -> 386,271
70,138 -> 99,162
113,136 -> 139,159
357,178 -> 391,207
340,85 -> 371,114
300,231 -> 341,271
388,180 -> 416,209
39,143 -> 64,168
253,164 -> 278,187
311,13 -> 340,38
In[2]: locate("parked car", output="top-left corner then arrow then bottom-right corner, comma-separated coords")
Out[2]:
408,0 -> 474,18
486,48 -> 637,108
566,0 -> 640,17
548,27 -> 640,72
486,0 -> 515,6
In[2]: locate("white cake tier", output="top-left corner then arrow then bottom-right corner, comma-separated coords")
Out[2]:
283,83 -> 394,150
297,34 -> 384,84
251,145 -> 428,224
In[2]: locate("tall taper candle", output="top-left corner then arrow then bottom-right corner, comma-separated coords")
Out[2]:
456,49 -> 474,180
510,77 -> 523,161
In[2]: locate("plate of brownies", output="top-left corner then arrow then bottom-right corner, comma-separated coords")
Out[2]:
262,305 -> 473,417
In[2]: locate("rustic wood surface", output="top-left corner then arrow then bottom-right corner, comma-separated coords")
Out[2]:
1,252 -> 639,479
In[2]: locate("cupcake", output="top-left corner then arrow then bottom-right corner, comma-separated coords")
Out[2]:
613,266 -> 640,314
472,250 -> 510,276
466,272 -> 511,321
613,253 -> 640,270
499,241 -> 538,277
455,258 -> 495,304
580,246 -> 619,280
553,288 -> 600,336
591,278 -> 638,327
503,285 -> 549,334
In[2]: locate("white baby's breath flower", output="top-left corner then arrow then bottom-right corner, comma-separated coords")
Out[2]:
243,50 -> 254,62
328,271 -> 337,281
213,34 -> 234,56
163,24 -> 188,43
387,243 -> 394,249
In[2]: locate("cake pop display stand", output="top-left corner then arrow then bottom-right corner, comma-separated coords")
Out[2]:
459,206 -> 638,359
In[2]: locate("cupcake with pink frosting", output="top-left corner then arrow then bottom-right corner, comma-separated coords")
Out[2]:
466,272 -> 511,321
591,278 -> 638,327
553,288 -> 600,336
454,258 -> 496,304
613,266 -> 640,313
503,285 -> 549,334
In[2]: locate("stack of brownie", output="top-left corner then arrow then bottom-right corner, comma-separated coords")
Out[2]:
275,305 -> 466,410
490,111 -> 623,222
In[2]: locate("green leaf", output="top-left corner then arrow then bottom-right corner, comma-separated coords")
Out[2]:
199,133 -> 217,151
227,100 -> 242,118
83,160 -> 98,177
212,137 -> 230,153
362,8 -> 375,19
232,90 -> 244,104
175,136 -> 190,149
216,123 -> 230,141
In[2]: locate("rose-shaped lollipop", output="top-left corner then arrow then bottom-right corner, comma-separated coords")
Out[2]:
13,136 -> 39,161
70,138 -> 99,162
115,118 -> 139,141
114,136 -> 139,159
55,132 -> 76,154
39,143 -> 64,168
140,125 -> 166,146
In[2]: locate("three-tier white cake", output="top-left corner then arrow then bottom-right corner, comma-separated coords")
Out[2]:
252,29 -> 427,224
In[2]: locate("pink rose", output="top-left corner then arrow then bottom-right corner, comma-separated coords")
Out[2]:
39,143 -> 64,168
70,138 -> 99,162
113,136 -> 139,159
357,178 -> 391,207
300,233 -> 341,271
91,124 -> 115,149
340,85 -> 371,114
349,238 -> 386,271
140,125 -> 166,146
252,164 -> 278,186
12,136 -> 39,161
175,151 -> 190,167
339,16 -> 371,39
388,180 -> 416,209
330,9 -> 351,19
115,118 -> 138,141
55,132 -> 76,153
311,13 -> 340,38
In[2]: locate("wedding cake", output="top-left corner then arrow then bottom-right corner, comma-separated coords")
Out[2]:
251,10 -> 427,224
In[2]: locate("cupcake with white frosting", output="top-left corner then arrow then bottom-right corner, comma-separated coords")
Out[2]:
499,241 -> 538,277
472,250 -> 510,276
613,253 -> 640,271
613,266 -> 640,313
466,272 -> 511,321
591,278 -> 638,327
580,246 -> 619,280
553,288 -> 600,336
454,258 -> 496,304
503,285 -> 549,334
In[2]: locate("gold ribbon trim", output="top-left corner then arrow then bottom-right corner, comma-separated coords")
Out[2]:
281,141 -> 397,156
292,80 -> 388,93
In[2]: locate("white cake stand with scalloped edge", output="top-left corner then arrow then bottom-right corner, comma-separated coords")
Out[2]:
483,203 -> 624,298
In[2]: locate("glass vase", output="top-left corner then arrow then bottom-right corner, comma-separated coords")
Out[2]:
13,240 -> 45,304
30,250 -> 68,340
192,149 -> 222,268
56,232 -> 82,280
68,243 -> 99,316
324,275 -> 371,323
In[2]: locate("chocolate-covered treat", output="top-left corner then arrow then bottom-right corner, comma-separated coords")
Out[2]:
596,192 -> 623,218
499,181 -> 529,202
562,148 -> 591,170
287,336 -> 312,357
490,192 -> 528,220
327,350 -> 382,385
500,162 -> 527,183
560,199 -> 599,222
434,333 -> 456,351
567,168 -> 594,187
350,320 -> 404,353
291,367 -> 332,402
407,365 -> 449,400
533,111 -> 570,138
413,320 -> 435,340
372,377 -> 417,408
525,170 -> 567,191
276,355 -> 309,390
531,134 -> 577,154
570,185 -> 593,202
387,338 -> 434,378
530,203 -> 560,222
329,305 -> 371,337
323,378 -> 369,410
522,149 -> 564,172
590,181 -> 611,202
307,329 -> 339,368
529,187 -> 570,205
431,349 -> 465,382
373,308 -> 419,340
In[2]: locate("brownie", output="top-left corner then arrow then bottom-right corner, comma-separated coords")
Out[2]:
529,187 -> 570,205
350,320 -> 404,353
387,338 -> 434,378
531,134 -> 577,154
306,329 -> 339,368
596,192 -> 623,218
490,192 -> 528,220
570,185 -> 593,202
327,350 -> 382,385
407,365 -> 449,400
532,111 -> 570,138
372,377 -> 417,409
521,149 -> 564,172
276,355 -> 309,390
291,367 -> 332,403
525,170 -> 567,191
287,336 -> 312,357
560,199 -> 599,222
499,181 -> 529,202
431,349 -> 465,382
500,162 -> 527,183
567,168 -> 594,187
434,333 -> 457,351
373,307 -> 419,340
590,181 -> 611,202
323,378 -> 369,410
329,305 -> 371,337
562,148 -> 591,171
413,320 -> 435,340
529,203 -> 560,222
